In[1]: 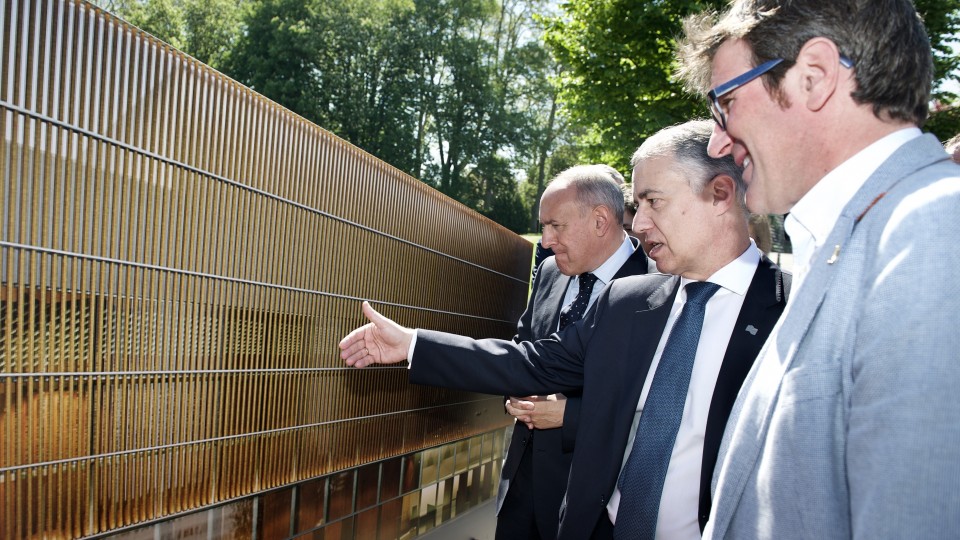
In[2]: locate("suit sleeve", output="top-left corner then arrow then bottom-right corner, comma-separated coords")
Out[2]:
847,178 -> 960,537
409,284 -> 615,397
410,328 -> 587,396
560,395 -> 581,453
514,258 -> 549,344
505,259 -> 551,407
531,240 -> 554,282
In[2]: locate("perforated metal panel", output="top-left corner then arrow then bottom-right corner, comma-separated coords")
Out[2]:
0,1 -> 531,536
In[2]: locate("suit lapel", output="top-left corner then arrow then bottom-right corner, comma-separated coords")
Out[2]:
538,238 -> 647,338
534,263 -> 572,338
699,258 -> 785,528
614,237 -> 649,279
709,134 -> 952,537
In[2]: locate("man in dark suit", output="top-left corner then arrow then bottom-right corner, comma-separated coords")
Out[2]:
530,164 -> 627,282
340,120 -> 789,539
498,164 -> 648,540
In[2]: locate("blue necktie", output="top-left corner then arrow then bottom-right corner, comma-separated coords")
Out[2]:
614,281 -> 721,540
558,272 -> 599,330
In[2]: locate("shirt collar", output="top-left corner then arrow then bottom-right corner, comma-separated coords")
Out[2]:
588,235 -> 636,287
785,127 -> 922,265
679,240 -> 760,297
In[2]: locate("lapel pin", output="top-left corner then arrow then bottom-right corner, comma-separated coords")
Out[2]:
745,325 -> 758,336
826,244 -> 841,264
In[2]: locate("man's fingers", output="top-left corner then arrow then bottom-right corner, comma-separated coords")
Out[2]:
339,324 -> 367,351
507,398 -> 536,411
505,402 -> 530,420
340,323 -> 377,367
340,331 -> 367,356
340,301 -> 416,368
342,343 -> 372,367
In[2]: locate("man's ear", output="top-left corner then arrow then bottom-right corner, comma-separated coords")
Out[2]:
795,37 -> 844,112
593,205 -> 612,236
709,175 -> 737,214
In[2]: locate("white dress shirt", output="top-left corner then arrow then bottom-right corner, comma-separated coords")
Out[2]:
558,235 -> 637,330
784,127 -> 921,291
607,241 -> 761,540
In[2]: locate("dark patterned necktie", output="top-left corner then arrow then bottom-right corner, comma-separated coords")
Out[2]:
613,281 -> 722,540
558,272 -> 599,330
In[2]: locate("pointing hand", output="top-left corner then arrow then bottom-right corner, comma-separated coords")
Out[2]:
339,301 -> 415,368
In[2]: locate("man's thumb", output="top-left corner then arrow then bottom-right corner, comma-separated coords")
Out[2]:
361,301 -> 385,326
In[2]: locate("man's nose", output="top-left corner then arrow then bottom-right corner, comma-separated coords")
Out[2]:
541,227 -> 556,248
632,210 -> 652,233
707,122 -> 733,158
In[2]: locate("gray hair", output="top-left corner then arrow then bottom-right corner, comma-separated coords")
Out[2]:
631,119 -> 747,215
548,164 -> 627,223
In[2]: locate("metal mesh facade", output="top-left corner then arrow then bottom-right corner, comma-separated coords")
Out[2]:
0,0 -> 532,537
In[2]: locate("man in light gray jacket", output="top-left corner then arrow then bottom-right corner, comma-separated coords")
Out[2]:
676,0 -> 960,538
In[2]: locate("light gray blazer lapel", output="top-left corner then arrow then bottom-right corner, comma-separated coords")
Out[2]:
708,133 -> 951,538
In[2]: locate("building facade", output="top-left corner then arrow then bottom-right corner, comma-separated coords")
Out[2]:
0,1 -> 532,537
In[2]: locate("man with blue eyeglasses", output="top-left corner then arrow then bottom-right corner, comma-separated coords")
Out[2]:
676,1 -> 960,539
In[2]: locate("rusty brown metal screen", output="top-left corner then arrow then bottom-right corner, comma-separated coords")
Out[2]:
0,0 -> 532,537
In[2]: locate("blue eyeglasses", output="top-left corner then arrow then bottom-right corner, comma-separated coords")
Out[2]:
708,55 -> 854,131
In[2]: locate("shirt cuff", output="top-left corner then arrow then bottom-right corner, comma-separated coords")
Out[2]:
407,329 -> 419,369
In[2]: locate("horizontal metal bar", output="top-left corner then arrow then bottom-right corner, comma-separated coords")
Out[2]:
0,240 -> 516,324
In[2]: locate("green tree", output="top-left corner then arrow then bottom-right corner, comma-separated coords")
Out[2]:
307,0 -> 421,173
93,0 -> 247,69
543,0 -> 960,170
915,0 -> 960,140
403,0 -> 561,231
96,0 -> 184,46
542,0 -> 726,172
916,0 -> 960,103
180,0 -> 247,67
471,154 -> 530,232
225,0 -> 321,120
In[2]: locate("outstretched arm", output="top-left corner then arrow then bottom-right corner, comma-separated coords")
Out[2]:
339,301 -> 414,368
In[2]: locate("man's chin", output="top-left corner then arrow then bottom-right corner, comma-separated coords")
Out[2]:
650,256 -> 673,275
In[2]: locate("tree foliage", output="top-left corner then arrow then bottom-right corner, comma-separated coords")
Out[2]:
915,0 -> 960,140
541,0 -> 727,172
543,0 -> 960,171
226,0 -> 562,232
224,0 -> 321,120
97,0 -> 247,69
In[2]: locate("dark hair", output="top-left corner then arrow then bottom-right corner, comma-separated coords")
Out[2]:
677,0 -> 933,125
621,183 -> 637,213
